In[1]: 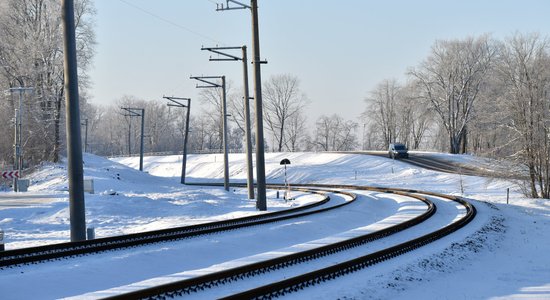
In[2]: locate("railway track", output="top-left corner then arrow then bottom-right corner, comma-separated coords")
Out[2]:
72,185 -> 474,300
222,186 -> 475,300
0,185 -> 354,269
1,183 -> 476,299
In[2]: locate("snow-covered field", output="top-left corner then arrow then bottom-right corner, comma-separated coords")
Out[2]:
0,152 -> 548,299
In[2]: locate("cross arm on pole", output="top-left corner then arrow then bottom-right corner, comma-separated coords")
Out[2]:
216,0 -> 250,11
190,76 -> 223,88
163,96 -> 190,108
201,46 -> 242,61
120,107 -> 143,117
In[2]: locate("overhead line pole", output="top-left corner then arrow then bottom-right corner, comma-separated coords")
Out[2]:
163,96 -> 191,184
250,0 -> 268,210
190,76 -> 230,191
121,107 -> 145,171
216,0 -> 268,210
62,0 -> 86,241
201,45 -> 254,199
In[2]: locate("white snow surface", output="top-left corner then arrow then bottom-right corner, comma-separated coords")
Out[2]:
0,152 -> 548,299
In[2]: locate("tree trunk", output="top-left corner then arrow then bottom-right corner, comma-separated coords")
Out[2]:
277,119 -> 285,152
460,126 -> 468,154
528,164 -> 539,198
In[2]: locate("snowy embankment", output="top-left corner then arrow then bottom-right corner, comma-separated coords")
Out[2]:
0,152 -> 548,299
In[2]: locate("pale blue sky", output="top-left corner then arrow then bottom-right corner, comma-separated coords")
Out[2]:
89,0 -> 550,123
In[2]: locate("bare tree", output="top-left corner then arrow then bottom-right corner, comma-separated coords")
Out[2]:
227,87 -> 247,134
263,74 -> 309,152
0,0 -> 96,163
284,110 -> 308,152
496,33 -> 550,198
409,35 -> 497,154
314,114 -> 358,151
400,82 -> 433,149
362,79 -> 432,150
147,100 -> 179,152
363,79 -> 400,148
198,81 -> 235,151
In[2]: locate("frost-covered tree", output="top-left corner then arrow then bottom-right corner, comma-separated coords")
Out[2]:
263,74 -> 309,152
0,0 -> 96,163
314,114 -> 358,151
496,33 -> 550,198
362,79 -> 432,150
409,35 -> 497,154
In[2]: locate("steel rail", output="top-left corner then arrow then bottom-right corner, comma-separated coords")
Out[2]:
221,186 -> 476,299
0,185 -> 354,268
100,186 -> 438,299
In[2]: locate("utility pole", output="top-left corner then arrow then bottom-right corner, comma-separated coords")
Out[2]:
121,107 -> 145,171
216,0 -> 268,210
201,45 -> 254,199
190,76 -> 230,191
163,96 -> 191,184
9,87 -> 33,192
62,0 -> 86,242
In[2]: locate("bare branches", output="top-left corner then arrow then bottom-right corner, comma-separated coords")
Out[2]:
313,114 -> 358,151
495,33 -> 550,198
362,79 -> 432,150
409,36 -> 497,154
0,0 -> 96,163
263,74 -> 309,152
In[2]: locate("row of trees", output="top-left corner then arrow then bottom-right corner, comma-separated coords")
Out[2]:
84,74 -> 360,157
364,33 -> 550,198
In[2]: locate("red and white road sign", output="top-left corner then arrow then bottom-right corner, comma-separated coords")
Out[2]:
1,171 -> 19,179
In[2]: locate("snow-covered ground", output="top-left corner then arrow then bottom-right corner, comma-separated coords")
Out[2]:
0,152 -> 548,299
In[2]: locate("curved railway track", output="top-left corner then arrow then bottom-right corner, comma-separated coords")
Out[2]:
0,185 -> 354,269
82,185 -> 475,300
223,186 -> 475,300
1,183 -> 476,299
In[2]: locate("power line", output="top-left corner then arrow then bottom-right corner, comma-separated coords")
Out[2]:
116,0 -> 221,44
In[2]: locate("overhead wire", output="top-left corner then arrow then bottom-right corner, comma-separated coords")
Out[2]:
116,0 -> 222,44
114,0 -> 228,96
